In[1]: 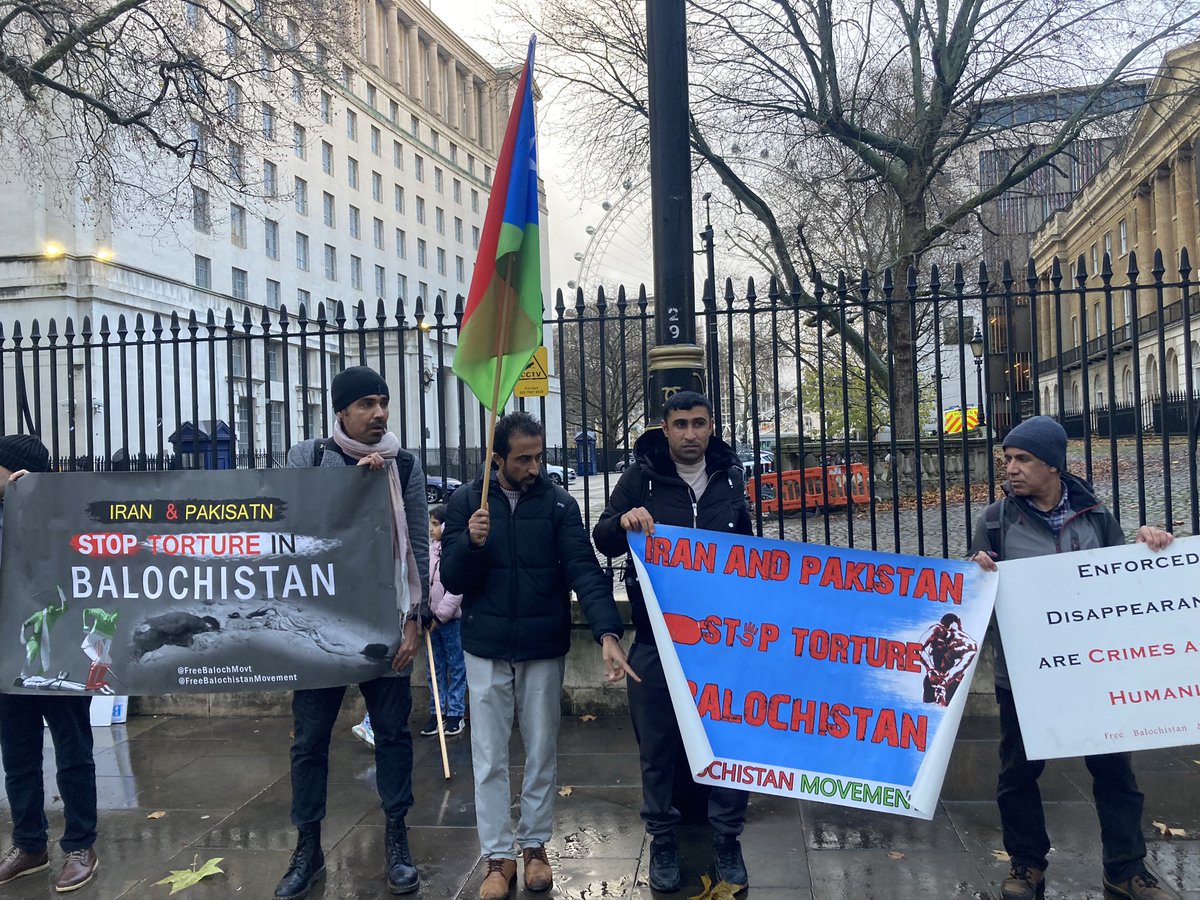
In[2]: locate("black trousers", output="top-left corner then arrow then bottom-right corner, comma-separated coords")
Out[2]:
627,643 -> 747,838
290,675 -> 414,827
996,686 -> 1146,881
0,694 -> 97,853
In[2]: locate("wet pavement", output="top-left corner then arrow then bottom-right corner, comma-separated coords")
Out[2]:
1,710 -> 1197,898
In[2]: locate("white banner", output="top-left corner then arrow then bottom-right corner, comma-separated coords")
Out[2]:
995,535 -> 1200,759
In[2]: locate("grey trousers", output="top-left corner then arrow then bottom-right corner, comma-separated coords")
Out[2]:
465,652 -> 565,859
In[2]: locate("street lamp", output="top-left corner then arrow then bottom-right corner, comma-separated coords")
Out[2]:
969,325 -> 986,429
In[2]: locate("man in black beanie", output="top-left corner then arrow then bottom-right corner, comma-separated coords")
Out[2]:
0,435 -> 101,892
970,415 -> 1178,900
274,367 -> 431,900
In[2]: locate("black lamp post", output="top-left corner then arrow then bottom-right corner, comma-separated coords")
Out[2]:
969,325 -> 985,430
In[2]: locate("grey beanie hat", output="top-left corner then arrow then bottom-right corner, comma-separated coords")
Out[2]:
1003,415 -> 1067,472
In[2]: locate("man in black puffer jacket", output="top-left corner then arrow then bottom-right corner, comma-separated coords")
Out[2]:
441,411 -> 633,900
593,391 -> 753,894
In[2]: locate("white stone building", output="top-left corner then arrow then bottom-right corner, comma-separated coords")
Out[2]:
0,0 -> 561,471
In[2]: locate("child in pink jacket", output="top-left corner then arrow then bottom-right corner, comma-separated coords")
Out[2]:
419,505 -> 466,736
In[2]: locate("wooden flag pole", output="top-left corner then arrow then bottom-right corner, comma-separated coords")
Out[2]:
425,628 -> 452,780
478,256 -> 518,511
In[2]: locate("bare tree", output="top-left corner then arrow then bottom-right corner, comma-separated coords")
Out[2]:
0,0 -> 356,212
500,0 -> 1198,437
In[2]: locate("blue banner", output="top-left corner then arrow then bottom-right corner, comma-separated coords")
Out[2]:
630,526 -> 997,818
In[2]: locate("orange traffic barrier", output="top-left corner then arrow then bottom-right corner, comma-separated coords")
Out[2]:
747,463 -> 870,514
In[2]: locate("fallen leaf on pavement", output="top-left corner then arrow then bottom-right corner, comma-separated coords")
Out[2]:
688,874 -> 745,900
887,851 -> 905,860
147,811 -> 167,820
1152,820 -> 1187,838
992,850 -> 1010,862
558,786 -> 574,797
580,714 -> 597,722
154,856 -> 225,895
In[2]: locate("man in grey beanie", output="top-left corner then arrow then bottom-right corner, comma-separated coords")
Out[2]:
969,415 -> 1178,900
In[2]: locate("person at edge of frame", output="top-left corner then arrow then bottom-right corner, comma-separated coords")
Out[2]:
0,434 -> 102,894
275,365 -> 431,900
970,414 -> 1179,900
592,390 -> 754,895
440,410 -> 636,900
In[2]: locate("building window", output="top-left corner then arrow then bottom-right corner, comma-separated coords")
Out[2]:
371,171 -> 382,202
396,229 -> 406,258
449,143 -> 458,165
366,82 -> 377,107
263,160 -> 278,197
350,255 -> 363,290
454,217 -> 463,242
397,273 -> 408,299
268,400 -> 285,452
414,154 -> 424,182
194,255 -> 211,288
320,91 -> 331,123
190,119 -> 207,165
374,264 -> 385,297
435,207 -> 445,235
436,247 -> 446,276
304,403 -> 321,440
370,125 -> 381,155
228,141 -> 244,183
324,244 -> 337,280
434,167 -> 443,194
431,130 -> 439,153
468,153 -> 475,175
389,99 -> 399,123
455,255 -> 464,283
419,280 -> 428,300
192,186 -> 210,233
323,192 -> 335,227
349,205 -> 361,239
346,108 -> 358,141
293,123 -> 306,159
1092,301 -> 1101,336
231,267 -> 249,300
410,114 -> 419,138
236,396 -> 253,450
471,189 -> 479,213
417,238 -> 427,268
1104,232 -> 1113,261
291,70 -> 304,104
232,342 -> 247,378
261,102 -> 275,140
321,141 -> 333,175
484,165 -> 491,185
297,288 -> 310,307
230,204 -> 247,247
296,232 -> 309,270
265,219 -> 279,259
393,141 -> 403,169
416,196 -> 425,224
294,177 -> 308,215
341,63 -> 352,89
394,185 -> 404,213
472,226 -> 479,250
453,179 -> 461,204
1118,218 -> 1128,255
1071,314 -> 1079,347
347,157 -> 359,189
1090,243 -> 1099,278
373,217 -> 384,250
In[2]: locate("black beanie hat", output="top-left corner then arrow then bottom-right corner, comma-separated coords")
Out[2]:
1003,415 -> 1067,473
0,434 -> 50,474
331,366 -> 389,412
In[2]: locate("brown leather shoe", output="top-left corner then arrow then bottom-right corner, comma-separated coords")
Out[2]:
0,845 -> 49,884
54,848 -> 98,893
478,857 -> 516,900
522,844 -> 553,892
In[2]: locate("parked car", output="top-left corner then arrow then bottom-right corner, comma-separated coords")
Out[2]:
614,452 -> 635,473
545,464 -> 577,486
426,474 -> 462,504
737,447 -> 774,479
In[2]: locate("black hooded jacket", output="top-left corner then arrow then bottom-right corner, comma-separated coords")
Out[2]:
441,468 -> 623,662
593,429 -> 753,645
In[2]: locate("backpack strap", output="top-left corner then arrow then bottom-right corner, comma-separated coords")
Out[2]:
395,450 -> 414,493
312,439 -> 326,467
984,497 -> 1007,559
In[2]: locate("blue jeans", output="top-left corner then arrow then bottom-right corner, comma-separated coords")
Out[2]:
290,676 -> 414,826
427,619 -> 466,717
0,694 -> 97,852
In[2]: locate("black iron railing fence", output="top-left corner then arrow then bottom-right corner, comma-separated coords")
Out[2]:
2,247 -> 1198,557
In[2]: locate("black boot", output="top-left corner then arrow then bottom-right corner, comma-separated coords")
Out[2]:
274,824 -> 325,900
385,817 -> 419,894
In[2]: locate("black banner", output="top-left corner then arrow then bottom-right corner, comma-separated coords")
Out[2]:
0,467 -> 399,695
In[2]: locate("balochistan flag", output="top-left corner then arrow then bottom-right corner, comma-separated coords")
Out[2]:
453,37 -> 542,412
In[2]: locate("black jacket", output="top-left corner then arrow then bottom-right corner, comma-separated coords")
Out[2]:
441,469 -> 623,662
593,429 -> 753,645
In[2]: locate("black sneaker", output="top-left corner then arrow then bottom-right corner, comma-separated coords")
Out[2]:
419,716 -> 439,736
713,834 -> 748,891
443,715 -> 465,737
647,834 -> 680,893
